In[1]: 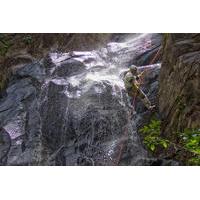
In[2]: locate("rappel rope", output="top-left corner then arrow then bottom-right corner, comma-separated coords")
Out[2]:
115,46 -> 161,165
132,46 -> 161,106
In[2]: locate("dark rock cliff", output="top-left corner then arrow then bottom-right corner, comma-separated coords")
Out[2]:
0,33 -> 112,94
159,34 -> 200,143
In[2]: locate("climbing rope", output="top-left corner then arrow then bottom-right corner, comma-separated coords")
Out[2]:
134,46 -> 161,111
115,47 -> 162,165
139,47 -> 162,85
114,111 -> 131,165
150,47 -> 162,65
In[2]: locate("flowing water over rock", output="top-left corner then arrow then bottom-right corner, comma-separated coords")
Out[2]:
0,33 -> 175,166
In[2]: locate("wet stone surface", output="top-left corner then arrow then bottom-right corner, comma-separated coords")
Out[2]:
0,33 -> 177,165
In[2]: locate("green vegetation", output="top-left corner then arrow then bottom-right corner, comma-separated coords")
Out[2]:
139,119 -> 169,152
23,35 -> 33,45
179,128 -> 200,165
0,34 -> 11,56
140,119 -> 200,165
0,34 -> 33,57
0,75 -> 7,92
0,34 -> 34,93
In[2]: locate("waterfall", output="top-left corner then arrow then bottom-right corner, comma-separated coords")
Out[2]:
0,33 -> 163,165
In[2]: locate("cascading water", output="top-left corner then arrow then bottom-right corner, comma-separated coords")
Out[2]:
0,33 -> 165,165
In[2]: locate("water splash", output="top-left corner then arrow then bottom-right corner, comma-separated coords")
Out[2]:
48,33 -> 161,164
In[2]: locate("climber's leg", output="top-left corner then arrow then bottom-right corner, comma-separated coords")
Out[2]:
138,89 -> 154,110
126,90 -> 138,116
127,90 -> 136,106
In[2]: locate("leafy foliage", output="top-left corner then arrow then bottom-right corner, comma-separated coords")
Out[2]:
139,119 -> 169,152
0,34 -> 11,56
23,35 -> 33,45
139,120 -> 200,165
179,128 -> 200,165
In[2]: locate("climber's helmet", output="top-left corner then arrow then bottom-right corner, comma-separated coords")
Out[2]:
129,65 -> 138,75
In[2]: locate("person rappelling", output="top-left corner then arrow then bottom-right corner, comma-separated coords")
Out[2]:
123,65 -> 155,111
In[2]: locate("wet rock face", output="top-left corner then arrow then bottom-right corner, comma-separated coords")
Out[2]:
0,62 -> 44,165
0,33 -> 167,165
159,34 -> 200,139
0,33 -> 112,98
134,34 -> 162,66
40,54 -> 148,166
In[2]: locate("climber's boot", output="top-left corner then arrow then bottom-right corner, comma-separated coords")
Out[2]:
141,97 -> 152,110
148,105 -> 156,110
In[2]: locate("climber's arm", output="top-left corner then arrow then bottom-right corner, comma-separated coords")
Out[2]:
137,70 -> 146,78
131,77 -> 139,88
